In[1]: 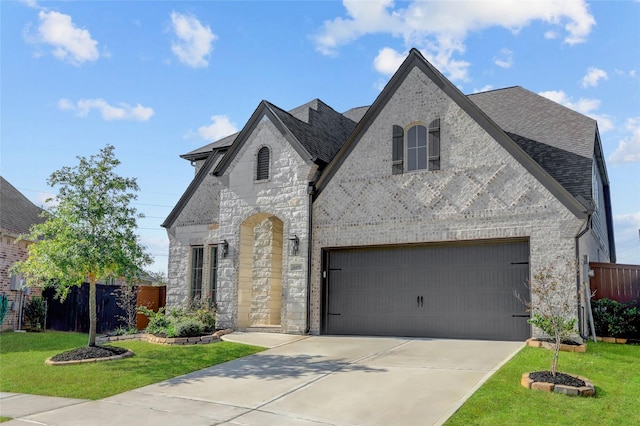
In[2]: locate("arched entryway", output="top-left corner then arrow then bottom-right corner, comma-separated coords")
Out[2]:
237,213 -> 283,328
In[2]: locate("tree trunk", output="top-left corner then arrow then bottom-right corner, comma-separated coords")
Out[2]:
88,276 -> 97,346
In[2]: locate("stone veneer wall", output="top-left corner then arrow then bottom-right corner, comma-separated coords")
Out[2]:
310,66 -> 585,335
170,117 -> 312,333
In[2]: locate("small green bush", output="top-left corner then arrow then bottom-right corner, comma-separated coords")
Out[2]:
24,296 -> 47,331
173,319 -> 204,337
138,299 -> 216,337
592,298 -> 639,338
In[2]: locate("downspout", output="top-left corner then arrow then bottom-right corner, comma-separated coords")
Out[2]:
575,213 -> 593,341
305,183 -> 315,334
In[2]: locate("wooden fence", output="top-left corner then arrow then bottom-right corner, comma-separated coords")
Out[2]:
589,262 -> 640,306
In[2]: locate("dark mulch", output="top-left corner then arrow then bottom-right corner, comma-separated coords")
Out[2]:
50,345 -> 128,362
532,338 -> 582,346
530,371 -> 586,387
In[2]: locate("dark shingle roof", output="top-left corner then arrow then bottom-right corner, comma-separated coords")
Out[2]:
267,99 -> 357,164
468,87 -> 596,203
468,87 -> 596,159
181,132 -> 238,161
0,176 -> 45,236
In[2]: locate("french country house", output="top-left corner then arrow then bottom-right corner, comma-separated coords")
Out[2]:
163,49 -> 615,341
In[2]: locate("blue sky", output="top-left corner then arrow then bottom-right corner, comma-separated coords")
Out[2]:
2,0 -> 639,273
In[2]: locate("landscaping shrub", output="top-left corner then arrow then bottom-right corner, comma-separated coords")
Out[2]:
138,299 -> 216,337
139,307 -> 171,335
591,298 -> 639,339
173,319 -> 203,337
24,296 -> 47,331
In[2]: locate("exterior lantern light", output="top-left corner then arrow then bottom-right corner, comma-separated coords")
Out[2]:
289,235 -> 299,256
220,240 -> 229,258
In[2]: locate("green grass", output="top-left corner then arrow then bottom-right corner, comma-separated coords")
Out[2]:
0,331 -> 264,400
445,342 -> 640,425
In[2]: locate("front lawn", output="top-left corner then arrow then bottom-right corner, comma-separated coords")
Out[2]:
0,331 -> 264,400
445,342 -> 640,425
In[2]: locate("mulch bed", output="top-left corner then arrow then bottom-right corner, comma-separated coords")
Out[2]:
50,345 -> 128,362
529,371 -> 586,387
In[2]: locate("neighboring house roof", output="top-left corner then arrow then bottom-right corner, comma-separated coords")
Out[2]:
0,176 -> 45,236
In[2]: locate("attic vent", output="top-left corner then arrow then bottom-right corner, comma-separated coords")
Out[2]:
256,147 -> 270,181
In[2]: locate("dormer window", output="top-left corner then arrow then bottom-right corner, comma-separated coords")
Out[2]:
392,119 -> 441,174
256,146 -> 270,181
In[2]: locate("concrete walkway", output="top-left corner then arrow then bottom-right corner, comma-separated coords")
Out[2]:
0,334 -> 523,426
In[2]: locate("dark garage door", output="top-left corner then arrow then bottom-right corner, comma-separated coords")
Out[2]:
323,240 -> 530,341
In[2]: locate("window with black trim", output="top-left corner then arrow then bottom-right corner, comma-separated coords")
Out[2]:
190,246 -> 204,300
256,147 -> 270,180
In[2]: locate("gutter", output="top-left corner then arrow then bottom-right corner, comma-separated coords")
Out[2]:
305,183 -> 315,334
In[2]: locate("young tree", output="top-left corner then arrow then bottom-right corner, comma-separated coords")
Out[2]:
527,260 -> 579,377
12,145 -> 151,346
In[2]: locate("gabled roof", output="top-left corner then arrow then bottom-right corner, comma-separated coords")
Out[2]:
163,99 -> 356,228
181,132 -> 238,162
213,98 -> 355,176
0,176 -> 45,236
314,48 -> 589,219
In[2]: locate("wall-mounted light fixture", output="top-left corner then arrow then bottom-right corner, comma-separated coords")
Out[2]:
289,234 -> 299,256
220,240 -> 229,258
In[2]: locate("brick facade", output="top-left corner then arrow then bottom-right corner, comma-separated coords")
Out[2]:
1,233 -> 43,331
165,51 -> 609,338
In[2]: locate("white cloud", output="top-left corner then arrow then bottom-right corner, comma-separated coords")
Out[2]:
198,115 -> 238,141
494,48 -> 513,69
58,98 -> 154,121
609,117 -> 640,165
613,212 -> 640,264
538,90 -> 613,132
35,10 -> 99,65
314,0 -> 595,82
582,67 -> 608,88
373,47 -> 406,75
170,11 -> 216,68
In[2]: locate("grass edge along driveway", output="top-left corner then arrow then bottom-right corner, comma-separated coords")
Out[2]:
0,331 -> 264,400
445,342 -> 640,425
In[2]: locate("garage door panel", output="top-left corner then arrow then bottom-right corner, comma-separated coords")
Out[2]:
325,241 -> 530,341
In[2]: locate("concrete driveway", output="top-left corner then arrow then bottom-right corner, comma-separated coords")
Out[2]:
1,335 -> 522,426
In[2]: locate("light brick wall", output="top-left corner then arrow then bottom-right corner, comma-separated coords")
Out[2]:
310,66 -> 584,335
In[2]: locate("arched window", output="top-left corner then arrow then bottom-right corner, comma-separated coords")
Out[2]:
256,147 -> 270,180
392,120 -> 441,174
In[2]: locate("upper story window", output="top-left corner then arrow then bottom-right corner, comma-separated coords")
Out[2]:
392,120 -> 440,174
256,147 -> 270,181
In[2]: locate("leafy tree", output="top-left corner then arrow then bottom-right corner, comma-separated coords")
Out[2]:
12,145 -> 151,346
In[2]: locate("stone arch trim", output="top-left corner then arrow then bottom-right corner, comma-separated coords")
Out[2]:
237,212 -> 284,328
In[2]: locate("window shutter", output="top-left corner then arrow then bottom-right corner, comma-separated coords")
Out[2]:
428,119 -> 440,171
392,125 -> 404,175
256,147 -> 270,180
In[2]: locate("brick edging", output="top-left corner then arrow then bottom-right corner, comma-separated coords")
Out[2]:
96,328 -> 235,346
520,372 -> 595,396
525,338 -> 587,353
